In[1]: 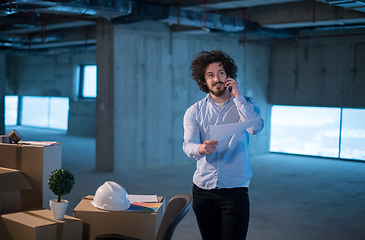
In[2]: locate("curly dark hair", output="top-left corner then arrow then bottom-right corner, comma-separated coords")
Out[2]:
190,50 -> 238,93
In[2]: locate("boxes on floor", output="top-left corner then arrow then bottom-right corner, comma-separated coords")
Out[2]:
0,209 -> 83,240
0,142 -> 61,210
0,167 -> 31,214
73,195 -> 165,240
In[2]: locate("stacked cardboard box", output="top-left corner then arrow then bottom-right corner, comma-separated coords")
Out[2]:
0,167 -> 31,214
73,195 -> 165,240
0,142 -> 83,240
0,209 -> 82,240
1,142 -> 165,240
0,143 -> 62,210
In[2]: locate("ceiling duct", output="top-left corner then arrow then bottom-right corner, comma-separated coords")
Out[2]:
0,0 -> 132,19
0,0 -> 296,36
0,0 -> 297,53
111,1 -> 169,24
244,21 -> 296,38
161,6 -> 244,32
325,0 -> 365,13
161,7 -> 295,38
59,0 -> 132,19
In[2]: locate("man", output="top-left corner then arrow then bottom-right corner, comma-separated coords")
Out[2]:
183,50 -> 264,240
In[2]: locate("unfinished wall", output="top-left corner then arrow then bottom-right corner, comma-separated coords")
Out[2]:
111,21 -> 271,171
7,52 -> 96,137
269,37 -> 365,108
0,52 -> 5,135
243,44 -> 271,156
68,100 -> 96,137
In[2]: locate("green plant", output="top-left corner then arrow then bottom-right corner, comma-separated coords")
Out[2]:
48,168 -> 75,202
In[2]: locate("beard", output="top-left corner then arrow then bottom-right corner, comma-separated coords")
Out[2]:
209,83 -> 226,97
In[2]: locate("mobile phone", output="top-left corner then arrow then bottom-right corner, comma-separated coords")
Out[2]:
226,77 -> 232,91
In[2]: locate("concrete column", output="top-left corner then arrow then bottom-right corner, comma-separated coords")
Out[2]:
0,52 -> 5,135
95,18 -> 114,172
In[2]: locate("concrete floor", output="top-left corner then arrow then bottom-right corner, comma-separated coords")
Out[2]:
6,126 -> 365,240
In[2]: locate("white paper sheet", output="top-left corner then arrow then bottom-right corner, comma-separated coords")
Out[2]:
210,117 -> 260,141
18,141 -> 57,146
128,194 -> 158,204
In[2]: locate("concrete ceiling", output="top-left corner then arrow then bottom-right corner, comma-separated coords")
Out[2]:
1,0 -> 365,54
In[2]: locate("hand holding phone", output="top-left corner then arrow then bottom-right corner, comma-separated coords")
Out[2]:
225,76 -> 240,98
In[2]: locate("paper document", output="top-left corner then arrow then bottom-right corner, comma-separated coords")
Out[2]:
129,202 -> 162,212
128,195 -> 158,203
18,141 -> 57,146
210,117 -> 260,141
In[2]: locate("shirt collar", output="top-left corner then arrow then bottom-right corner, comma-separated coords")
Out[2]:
206,93 -> 233,105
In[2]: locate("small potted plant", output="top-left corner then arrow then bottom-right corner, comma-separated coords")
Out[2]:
48,168 -> 75,219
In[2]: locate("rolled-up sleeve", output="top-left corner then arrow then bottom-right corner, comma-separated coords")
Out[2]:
183,105 -> 204,160
233,95 -> 264,135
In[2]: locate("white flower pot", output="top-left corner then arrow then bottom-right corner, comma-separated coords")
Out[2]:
50,199 -> 68,219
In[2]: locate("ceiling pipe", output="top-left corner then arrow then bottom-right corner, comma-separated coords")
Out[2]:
0,0 -> 132,19
0,0 -> 296,52
2,20 -> 95,34
0,0 -> 297,36
0,0 -> 256,33
313,0 -> 316,23
3,38 -> 96,49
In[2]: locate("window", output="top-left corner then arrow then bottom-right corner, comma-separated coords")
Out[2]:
78,65 -> 97,98
21,96 -> 69,130
22,96 -> 50,128
5,95 -> 18,126
270,105 -> 365,161
5,95 -> 69,130
48,97 -> 70,130
340,108 -> 365,160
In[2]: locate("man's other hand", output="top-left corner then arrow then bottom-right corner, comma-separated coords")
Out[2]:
199,140 -> 219,155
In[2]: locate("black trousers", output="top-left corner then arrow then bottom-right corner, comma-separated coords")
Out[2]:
192,184 -> 250,240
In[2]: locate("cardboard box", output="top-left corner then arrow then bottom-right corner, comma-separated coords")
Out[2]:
73,195 -> 165,240
0,167 -> 31,214
0,209 -> 83,240
0,143 -> 62,210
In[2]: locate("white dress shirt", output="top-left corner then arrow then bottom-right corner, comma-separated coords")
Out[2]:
183,93 -> 264,190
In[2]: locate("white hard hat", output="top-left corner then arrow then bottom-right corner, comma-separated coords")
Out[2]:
91,181 -> 131,211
